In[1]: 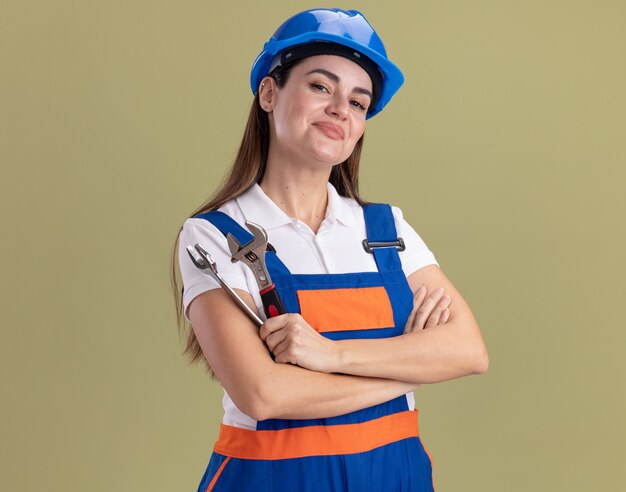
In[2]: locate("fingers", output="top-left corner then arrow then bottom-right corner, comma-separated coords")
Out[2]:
272,338 -> 295,364
260,313 -> 310,355
406,287 -> 452,333
259,313 -> 292,341
265,327 -> 289,352
403,285 -> 427,334
424,294 -> 451,328
260,314 -> 333,370
414,287 -> 445,330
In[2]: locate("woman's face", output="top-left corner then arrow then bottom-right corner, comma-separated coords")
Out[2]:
262,55 -> 372,168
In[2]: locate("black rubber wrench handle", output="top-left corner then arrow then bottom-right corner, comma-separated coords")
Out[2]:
260,284 -> 286,318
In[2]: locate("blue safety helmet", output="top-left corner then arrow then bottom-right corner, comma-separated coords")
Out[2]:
250,8 -> 404,118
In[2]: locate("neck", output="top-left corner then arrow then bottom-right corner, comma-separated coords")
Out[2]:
260,158 -> 331,234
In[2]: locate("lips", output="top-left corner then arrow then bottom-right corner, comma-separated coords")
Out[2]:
313,122 -> 344,140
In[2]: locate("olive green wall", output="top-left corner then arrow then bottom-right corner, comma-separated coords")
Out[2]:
2,1 -> 624,490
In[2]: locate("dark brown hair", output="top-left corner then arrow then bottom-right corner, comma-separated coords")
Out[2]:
170,62 -> 366,373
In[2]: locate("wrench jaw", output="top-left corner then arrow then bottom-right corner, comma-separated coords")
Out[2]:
227,222 -> 273,291
227,233 -> 243,261
186,245 -> 207,269
192,243 -> 219,276
227,221 -> 267,262
244,221 -> 268,243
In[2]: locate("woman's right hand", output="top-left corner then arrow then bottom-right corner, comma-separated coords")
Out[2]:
403,285 -> 451,334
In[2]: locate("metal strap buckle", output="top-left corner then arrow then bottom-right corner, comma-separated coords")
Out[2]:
362,238 -> 406,254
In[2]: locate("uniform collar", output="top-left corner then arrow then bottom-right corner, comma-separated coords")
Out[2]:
236,182 -> 356,229
235,184 -> 292,230
325,182 -> 356,227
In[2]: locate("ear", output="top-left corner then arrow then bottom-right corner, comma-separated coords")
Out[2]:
258,76 -> 275,113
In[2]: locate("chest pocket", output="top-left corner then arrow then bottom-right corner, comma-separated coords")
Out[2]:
297,286 -> 394,333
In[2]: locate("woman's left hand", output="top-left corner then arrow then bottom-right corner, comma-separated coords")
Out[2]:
260,314 -> 339,373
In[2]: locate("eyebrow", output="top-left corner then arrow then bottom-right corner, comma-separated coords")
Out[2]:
305,68 -> 373,100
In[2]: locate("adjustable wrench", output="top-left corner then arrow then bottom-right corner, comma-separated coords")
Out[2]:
227,221 -> 286,319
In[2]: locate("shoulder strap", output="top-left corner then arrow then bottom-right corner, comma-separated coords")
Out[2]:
362,203 -> 404,273
193,211 -> 291,277
194,211 -> 253,245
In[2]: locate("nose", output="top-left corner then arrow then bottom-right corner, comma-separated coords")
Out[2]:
326,94 -> 349,120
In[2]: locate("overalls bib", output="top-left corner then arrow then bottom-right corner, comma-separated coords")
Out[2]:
194,204 -> 434,492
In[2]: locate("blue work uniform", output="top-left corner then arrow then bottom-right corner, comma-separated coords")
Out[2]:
194,204 -> 434,492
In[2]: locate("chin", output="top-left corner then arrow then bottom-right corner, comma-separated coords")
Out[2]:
315,155 -> 347,167
313,146 -> 351,165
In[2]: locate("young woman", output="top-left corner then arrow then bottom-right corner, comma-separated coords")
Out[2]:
171,8 -> 488,491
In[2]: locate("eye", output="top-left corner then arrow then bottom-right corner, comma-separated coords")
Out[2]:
310,83 -> 329,93
350,100 -> 367,111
